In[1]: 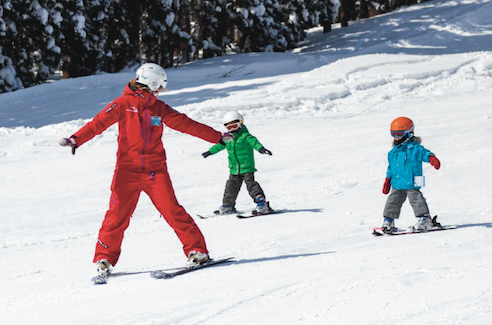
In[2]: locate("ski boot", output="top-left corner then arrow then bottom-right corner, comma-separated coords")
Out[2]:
213,205 -> 237,215
413,214 -> 433,230
96,259 -> 112,276
91,259 -> 113,284
381,217 -> 396,233
187,251 -> 210,268
252,195 -> 270,215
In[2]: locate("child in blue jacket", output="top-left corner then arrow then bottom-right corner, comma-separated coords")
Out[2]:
381,117 -> 441,232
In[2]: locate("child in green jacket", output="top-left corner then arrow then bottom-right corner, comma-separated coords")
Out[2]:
202,111 -> 272,215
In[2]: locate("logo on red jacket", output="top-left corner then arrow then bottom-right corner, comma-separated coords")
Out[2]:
106,102 -> 117,113
126,106 -> 139,113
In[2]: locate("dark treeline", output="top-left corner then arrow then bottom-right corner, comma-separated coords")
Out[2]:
0,0 -> 426,93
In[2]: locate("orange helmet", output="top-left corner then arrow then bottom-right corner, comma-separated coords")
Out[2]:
390,117 -> 414,137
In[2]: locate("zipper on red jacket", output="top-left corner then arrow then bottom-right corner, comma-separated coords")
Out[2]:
140,95 -> 153,170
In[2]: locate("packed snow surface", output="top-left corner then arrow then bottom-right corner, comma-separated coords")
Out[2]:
1,0 -> 492,324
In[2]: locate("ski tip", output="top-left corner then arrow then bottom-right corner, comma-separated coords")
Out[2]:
91,275 -> 107,285
372,228 -> 385,236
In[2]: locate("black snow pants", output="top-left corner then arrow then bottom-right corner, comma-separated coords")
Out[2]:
222,172 -> 265,208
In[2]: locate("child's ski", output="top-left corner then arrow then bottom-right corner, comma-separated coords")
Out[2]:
372,225 -> 457,236
151,257 -> 234,279
236,211 -> 277,219
237,203 -> 276,219
197,210 -> 240,219
373,215 -> 457,236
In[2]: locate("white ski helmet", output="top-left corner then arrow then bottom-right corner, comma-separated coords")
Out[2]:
135,63 -> 168,92
223,111 -> 244,131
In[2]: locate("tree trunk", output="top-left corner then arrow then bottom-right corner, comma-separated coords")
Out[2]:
339,0 -> 355,27
359,0 -> 369,19
322,20 -> 332,33
339,0 -> 349,27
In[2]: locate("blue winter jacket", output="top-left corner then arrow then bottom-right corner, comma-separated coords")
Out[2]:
386,139 -> 434,190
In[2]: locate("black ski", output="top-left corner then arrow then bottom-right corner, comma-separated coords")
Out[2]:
151,257 -> 234,279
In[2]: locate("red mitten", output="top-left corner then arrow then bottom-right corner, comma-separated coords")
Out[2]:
429,156 -> 440,170
382,178 -> 391,194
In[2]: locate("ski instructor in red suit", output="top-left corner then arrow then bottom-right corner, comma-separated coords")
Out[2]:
60,63 -> 233,278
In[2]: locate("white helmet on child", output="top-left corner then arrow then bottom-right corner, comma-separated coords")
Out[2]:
223,111 -> 244,125
135,63 -> 168,92
223,111 -> 244,131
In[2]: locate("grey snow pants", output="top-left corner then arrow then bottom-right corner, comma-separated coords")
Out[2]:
223,172 -> 265,208
383,189 -> 430,219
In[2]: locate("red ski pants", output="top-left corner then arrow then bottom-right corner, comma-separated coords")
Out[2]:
93,168 -> 208,266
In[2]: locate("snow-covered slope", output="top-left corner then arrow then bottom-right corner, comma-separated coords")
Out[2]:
1,0 -> 492,324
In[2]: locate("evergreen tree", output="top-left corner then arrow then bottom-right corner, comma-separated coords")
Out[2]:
279,0 -> 308,47
305,0 -> 334,33
44,0 -> 64,72
371,0 -> 391,13
106,1 -> 138,71
84,0 -> 110,73
82,0 -> 136,73
31,0 -> 64,82
1,0 -> 345,92
232,0 -> 288,52
58,0 -> 91,77
0,2 -> 22,92
1,0 -> 64,85
2,0 -> 41,87
162,0 -> 190,67
137,0 -> 188,68
175,0 -> 193,63
196,0 -> 222,59
214,0 -> 232,54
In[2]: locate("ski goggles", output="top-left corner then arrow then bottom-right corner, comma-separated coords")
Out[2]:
224,120 -> 241,131
391,127 -> 414,138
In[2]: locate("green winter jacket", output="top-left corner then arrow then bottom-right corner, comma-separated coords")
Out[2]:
208,125 -> 264,175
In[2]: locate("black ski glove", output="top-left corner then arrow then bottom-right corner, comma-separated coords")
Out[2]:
259,147 -> 272,156
202,151 -> 212,158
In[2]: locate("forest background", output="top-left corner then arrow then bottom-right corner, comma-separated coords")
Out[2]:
0,0 -> 423,93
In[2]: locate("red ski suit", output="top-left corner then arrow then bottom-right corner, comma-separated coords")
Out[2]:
72,84 -> 222,266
